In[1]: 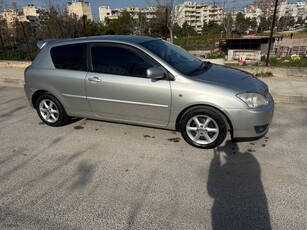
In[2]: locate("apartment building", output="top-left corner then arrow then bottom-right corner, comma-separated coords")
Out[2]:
0,4 -> 48,30
244,0 -> 306,21
67,0 -> 93,21
0,9 -> 19,29
175,2 -> 224,34
99,6 -> 157,24
22,4 -> 48,22
98,6 -> 121,24
286,1 -> 307,19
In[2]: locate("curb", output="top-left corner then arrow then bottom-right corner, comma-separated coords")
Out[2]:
0,61 -> 31,68
270,93 -> 307,104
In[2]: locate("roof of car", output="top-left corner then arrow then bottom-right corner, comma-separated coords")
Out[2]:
37,35 -> 159,49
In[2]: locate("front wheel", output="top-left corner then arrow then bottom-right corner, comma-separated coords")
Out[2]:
179,107 -> 228,149
36,93 -> 70,126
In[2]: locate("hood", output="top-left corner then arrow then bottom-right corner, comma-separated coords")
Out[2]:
194,64 -> 268,94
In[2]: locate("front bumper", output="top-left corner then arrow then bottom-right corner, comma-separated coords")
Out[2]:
227,102 -> 274,140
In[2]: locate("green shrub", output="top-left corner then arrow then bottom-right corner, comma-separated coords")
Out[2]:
206,51 -> 226,59
174,35 -> 215,50
255,72 -> 274,77
0,47 -> 39,61
269,57 -> 307,67
0,50 -> 26,61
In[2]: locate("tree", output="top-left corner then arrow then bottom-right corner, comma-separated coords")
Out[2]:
202,21 -> 223,36
0,18 -> 8,59
222,12 -> 234,38
148,0 -> 185,42
296,17 -> 305,25
257,16 -> 270,33
253,0 -> 283,27
250,18 -> 258,31
39,4 -> 105,39
42,5 -> 64,38
134,12 -> 148,35
235,12 -> 250,34
182,22 -> 198,36
172,22 -> 198,37
104,11 -> 134,35
276,16 -> 295,31
147,16 -> 165,37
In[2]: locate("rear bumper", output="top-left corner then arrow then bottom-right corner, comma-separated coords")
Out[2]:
24,83 -> 35,108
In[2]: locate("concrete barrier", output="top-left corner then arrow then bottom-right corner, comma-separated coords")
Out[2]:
204,58 -> 225,65
0,61 -> 31,68
236,66 -> 307,78
0,60 -> 306,78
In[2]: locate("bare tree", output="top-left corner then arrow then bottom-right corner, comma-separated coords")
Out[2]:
222,12 -> 233,38
254,0 -> 283,26
147,0 -> 185,42
133,12 -> 148,35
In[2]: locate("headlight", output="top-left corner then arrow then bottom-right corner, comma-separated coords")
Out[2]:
236,93 -> 269,109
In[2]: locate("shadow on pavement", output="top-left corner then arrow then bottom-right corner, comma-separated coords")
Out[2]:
207,140 -> 271,230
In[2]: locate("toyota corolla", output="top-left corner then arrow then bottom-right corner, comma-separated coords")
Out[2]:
24,36 -> 274,148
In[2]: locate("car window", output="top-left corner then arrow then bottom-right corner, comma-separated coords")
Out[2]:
140,39 -> 202,76
50,43 -> 87,71
91,45 -> 153,78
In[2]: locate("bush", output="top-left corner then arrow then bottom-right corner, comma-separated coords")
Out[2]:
0,50 -> 26,61
0,47 -> 39,61
255,72 -> 274,77
174,35 -> 215,50
269,57 -> 307,67
206,51 -> 226,59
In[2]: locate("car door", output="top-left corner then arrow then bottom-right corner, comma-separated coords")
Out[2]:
85,43 -> 171,127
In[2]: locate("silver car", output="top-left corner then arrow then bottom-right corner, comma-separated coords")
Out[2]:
24,36 -> 274,149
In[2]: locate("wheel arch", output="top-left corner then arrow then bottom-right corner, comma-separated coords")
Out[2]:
32,90 -> 49,109
33,90 -> 70,126
175,104 -> 234,137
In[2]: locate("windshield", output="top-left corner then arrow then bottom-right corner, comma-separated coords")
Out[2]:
140,39 -> 203,75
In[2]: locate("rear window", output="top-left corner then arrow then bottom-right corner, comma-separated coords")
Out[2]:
50,43 -> 87,71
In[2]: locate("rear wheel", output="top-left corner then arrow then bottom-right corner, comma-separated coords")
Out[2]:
36,93 -> 70,126
179,106 -> 227,149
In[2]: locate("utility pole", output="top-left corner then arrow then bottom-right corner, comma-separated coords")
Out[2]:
266,0 -> 279,66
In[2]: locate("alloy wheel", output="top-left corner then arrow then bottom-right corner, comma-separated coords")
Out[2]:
186,115 -> 219,145
39,99 -> 59,123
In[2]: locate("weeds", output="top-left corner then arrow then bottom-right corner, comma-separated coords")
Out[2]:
255,72 -> 274,78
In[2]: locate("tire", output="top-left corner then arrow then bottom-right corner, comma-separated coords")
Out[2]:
179,106 -> 227,149
36,93 -> 70,126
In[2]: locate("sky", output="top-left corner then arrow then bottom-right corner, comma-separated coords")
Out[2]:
13,0 -> 150,9
3,0 -> 215,21
2,0 -> 301,21
2,0 -> 155,20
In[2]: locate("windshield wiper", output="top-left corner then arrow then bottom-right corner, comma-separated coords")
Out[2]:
187,61 -> 211,76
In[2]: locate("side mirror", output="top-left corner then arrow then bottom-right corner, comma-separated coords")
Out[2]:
146,67 -> 165,79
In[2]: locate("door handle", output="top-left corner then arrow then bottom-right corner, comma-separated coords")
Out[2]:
88,77 -> 101,83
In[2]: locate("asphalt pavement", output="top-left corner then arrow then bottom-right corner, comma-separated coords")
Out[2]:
0,66 -> 306,103
1,86 -> 307,229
